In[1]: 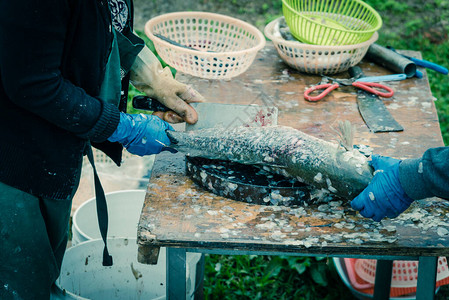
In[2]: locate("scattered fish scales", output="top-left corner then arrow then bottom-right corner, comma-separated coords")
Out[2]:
383,225 -> 397,232
179,180 -> 448,248
350,238 -> 364,244
311,212 -> 327,219
167,125 -> 373,199
344,223 -> 356,230
329,200 -> 343,207
223,215 -> 234,223
219,227 -> 230,233
317,204 -> 330,212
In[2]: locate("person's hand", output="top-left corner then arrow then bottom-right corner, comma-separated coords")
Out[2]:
130,47 -> 205,124
351,154 -> 414,222
107,112 -> 173,156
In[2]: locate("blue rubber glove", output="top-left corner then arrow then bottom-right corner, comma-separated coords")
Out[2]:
108,112 -> 174,156
351,154 -> 414,222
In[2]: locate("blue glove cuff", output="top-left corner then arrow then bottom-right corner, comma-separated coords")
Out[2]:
107,112 -> 174,156
399,158 -> 428,200
107,112 -> 133,144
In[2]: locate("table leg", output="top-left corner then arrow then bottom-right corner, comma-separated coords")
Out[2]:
373,260 -> 393,300
193,254 -> 205,300
416,256 -> 438,300
167,247 -> 187,300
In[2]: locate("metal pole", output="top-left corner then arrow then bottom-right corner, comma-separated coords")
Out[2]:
416,256 -> 438,300
365,43 -> 416,78
167,247 -> 187,300
373,260 -> 393,300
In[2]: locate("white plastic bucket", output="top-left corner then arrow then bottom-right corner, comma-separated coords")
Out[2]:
60,190 -> 202,299
55,238 -> 166,300
72,190 -> 147,245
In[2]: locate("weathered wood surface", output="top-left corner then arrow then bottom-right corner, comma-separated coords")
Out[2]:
137,44 -> 448,263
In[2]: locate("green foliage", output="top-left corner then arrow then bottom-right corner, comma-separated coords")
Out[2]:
365,0 -> 409,12
204,254 -> 353,299
403,18 -> 425,33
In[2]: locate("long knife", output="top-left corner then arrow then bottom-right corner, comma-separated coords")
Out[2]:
349,66 -> 404,133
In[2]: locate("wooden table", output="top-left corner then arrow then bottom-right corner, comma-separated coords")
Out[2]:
137,44 -> 448,299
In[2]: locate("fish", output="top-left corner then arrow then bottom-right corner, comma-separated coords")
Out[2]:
166,123 -> 373,200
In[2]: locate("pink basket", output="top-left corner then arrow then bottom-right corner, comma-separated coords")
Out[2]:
145,12 -> 265,80
355,258 -> 449,288
341,257 -> 449,298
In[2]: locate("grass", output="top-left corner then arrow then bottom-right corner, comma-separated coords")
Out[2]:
204,255 -> 355,299
128,1 -> 449,298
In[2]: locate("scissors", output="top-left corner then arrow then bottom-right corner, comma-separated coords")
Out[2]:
303,74 -> 401,102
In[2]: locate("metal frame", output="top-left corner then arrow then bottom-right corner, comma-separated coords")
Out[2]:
165,247 -> 438,300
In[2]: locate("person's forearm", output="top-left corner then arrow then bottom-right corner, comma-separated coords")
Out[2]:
128,46 -> 204,124
399,147 -> 449,200
129,46 -> 167,95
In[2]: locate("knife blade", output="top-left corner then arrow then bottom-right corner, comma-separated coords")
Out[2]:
132,95 -> 278,130
349,66 -> 404,133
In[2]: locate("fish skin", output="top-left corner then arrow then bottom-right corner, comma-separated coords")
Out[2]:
167,126 -> 373,199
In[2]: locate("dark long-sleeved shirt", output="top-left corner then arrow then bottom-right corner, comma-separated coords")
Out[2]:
400,147 -> 449,200
0,0 -> 121,200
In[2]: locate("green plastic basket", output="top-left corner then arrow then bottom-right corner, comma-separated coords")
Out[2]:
282,0 -> 382,45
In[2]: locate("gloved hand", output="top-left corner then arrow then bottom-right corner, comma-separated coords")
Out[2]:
351,154 -> 414,222
130,46 -> 205,124
108,112 -> 174,156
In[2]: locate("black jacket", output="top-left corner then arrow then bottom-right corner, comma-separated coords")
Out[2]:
0,0 -> 121,200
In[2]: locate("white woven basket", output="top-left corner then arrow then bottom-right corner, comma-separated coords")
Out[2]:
145,12 -> 266,80
264,17 -> 378,75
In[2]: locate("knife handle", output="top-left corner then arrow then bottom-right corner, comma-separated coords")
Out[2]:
132,95 -> 170,112
348,66 -> 365,79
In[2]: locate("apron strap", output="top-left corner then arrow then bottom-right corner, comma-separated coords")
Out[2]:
86,143 -> 113,266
